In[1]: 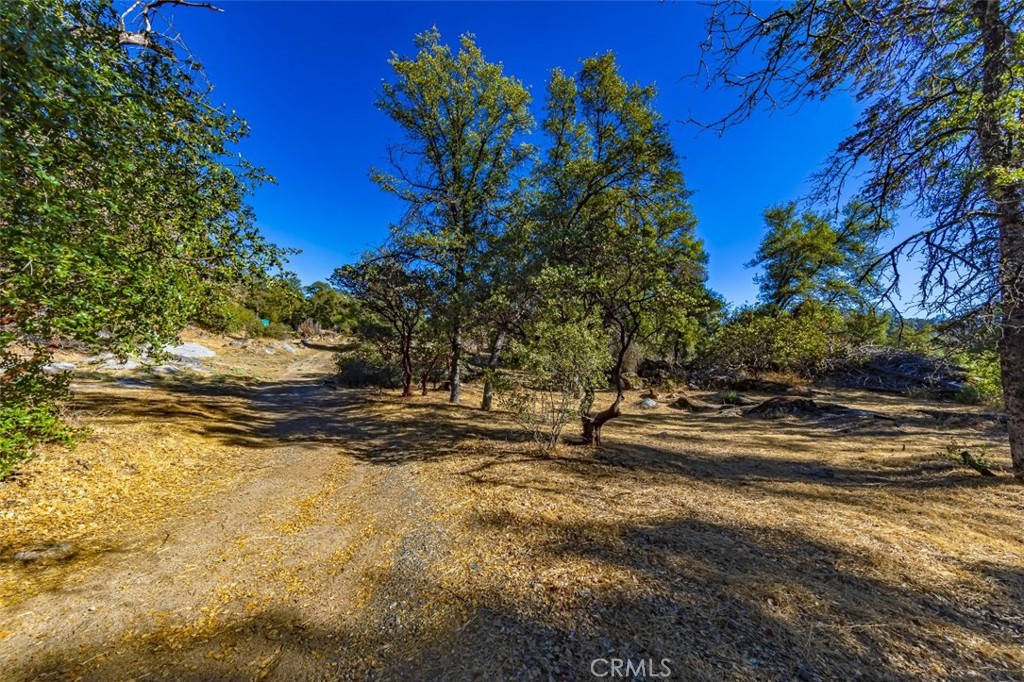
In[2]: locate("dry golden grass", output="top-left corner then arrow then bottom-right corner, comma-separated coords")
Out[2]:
0,344 -> 1021,681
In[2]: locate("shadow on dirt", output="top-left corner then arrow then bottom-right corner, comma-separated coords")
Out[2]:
75,376 -> 1014,489
14,512 -> 1022,681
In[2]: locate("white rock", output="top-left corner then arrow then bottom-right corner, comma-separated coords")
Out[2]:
150,365 -> 180,375
638,398 -> 658,409
101,359 -> 140,370
277,342 -> 297,354
264,347 -> 277,355
163,342 -> 215,360
42,362 -> 76,374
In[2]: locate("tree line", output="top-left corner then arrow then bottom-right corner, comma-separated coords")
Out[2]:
2,2 -> 1021,479
332,24 -> 1015,454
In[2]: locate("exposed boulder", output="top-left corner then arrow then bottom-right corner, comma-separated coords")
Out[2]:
637,359 -> 677,386
82,352 -> 115,364
744,396 -> 837,419
667,395 -> 718,413
164,342 -> 216,360
100,359 -> 140,370
114,378 -> 151,389
41,362 -> 76,374
637,398 -> 658,409
13,542 -> 75,564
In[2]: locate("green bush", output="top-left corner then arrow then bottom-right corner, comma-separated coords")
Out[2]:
0,342 -> 75,479
334,351 -> 401,388
955,350 -> 1003,405
707,303 -> 848,377
262,322 -> 294,339
198,299 -> 262,335
500,321 -> 608,451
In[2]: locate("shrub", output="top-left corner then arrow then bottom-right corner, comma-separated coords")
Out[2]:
500,321 -> 607,451
954,350 -> 1003,405
197,299 -> 262,335
262,322 -> 294,339
706,303 -> 847,377
0,343 -> 75,479
334,350 -> 401,389
297,319 -> 322,338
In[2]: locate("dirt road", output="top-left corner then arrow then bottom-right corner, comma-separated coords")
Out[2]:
1,342 -> 1022,681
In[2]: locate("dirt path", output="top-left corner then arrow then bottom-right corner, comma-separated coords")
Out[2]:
0,348 -> 463,681
1,343 -> 1022,681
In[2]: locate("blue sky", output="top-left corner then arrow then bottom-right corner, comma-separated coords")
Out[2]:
166,1 -> 863,307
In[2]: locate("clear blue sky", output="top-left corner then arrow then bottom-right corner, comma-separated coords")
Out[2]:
166,0 -> 863,307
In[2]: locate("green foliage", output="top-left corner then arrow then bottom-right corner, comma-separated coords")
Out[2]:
246,274 -> 305,327
332,256 -> 434,393
1,0 -> 282,353
891,321 -> 938,356
197,299 -> 263,335
500,321 -> 608,451
0,339 -> 74,478
0,0 -> 283,472
945,437 -> 996,475
718,389 -> 742,405
955,350 -> 1003,405
303,281 -> 354,332
533,53 -> 712,399
708,303 -> 848,377
263,322 -> 293,340
844,308 -> 892,347
373,29 -> 534,399
749,201 -> 888,312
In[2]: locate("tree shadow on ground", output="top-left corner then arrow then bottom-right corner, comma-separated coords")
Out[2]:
75,377 -> 1013,489
76,378 -> 530,465
13,512 -> 1022,681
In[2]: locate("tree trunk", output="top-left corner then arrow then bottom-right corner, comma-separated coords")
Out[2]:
581,396 -> 622,446
998,205 -> 1024,481
976,0 -> 1023,479
448,326 -> 462,404
582,336 -> 629,446
421,372 -> 429,396
481,331 -> 506,411
400,332 -> 414,397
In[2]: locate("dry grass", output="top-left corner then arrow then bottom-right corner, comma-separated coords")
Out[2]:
0,345 -> 1021,681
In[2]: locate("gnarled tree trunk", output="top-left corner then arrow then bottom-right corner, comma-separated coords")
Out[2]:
400,331 -> 414,397
581,395 -> 622,446
581,335 -> 630,446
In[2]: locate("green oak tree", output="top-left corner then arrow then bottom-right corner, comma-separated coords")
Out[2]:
303,281 -> 354,332
535,54 -> 711,445
332,256 -> 432,398
701,1 -> 1024,478
1,0 -> 283,471
372,29 -> 533,405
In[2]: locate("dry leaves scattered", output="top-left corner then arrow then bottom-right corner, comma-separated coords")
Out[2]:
0,346 -> 1022,681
